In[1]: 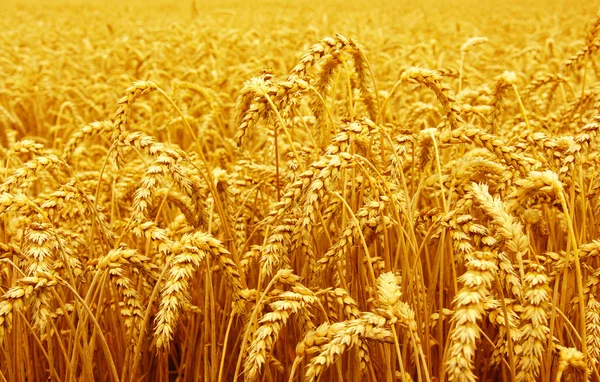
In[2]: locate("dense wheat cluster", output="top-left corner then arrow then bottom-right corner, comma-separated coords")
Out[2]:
2,0 -> 600,380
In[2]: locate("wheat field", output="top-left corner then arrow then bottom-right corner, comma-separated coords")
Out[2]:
1,0 -> 600,380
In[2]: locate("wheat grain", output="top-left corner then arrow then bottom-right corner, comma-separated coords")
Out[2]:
445,251 -> 498,382
516,263 -> 551,382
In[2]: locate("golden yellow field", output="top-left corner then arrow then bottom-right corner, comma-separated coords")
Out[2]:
1,0 -> 600,380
